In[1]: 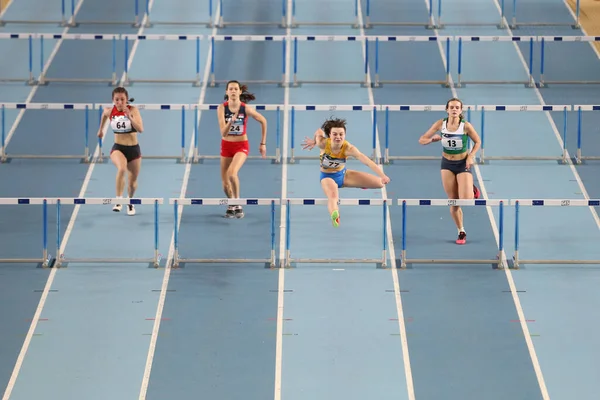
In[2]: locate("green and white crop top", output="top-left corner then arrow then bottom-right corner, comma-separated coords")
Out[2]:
440,118 -> 468,155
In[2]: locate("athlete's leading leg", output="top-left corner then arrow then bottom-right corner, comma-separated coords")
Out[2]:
441,169 -> 466,243
125,158 -> 142,216
225,152 -> 248,218
321,177 -> 341,227
110,150 -> 128,212
220,156 -> 235,217
342,170 -> 385,189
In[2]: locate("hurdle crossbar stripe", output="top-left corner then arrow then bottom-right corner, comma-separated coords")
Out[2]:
0,198 -> 53,267
398,199 -> 507,268
54,198 -> 162,267
511,199 -> 600,268
284,198 -> 388,268
170,198 -> 278,267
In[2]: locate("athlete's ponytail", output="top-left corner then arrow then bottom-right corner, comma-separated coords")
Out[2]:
224,80 -> 256,103
112,86 -> 135,103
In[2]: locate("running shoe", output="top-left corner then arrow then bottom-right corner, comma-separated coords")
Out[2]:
127,204 -> 136,216
112,204 -> 122,212
331,210 -> 340,228
473,185 -> 481,199
234,206 -> 245,219
456,231 -> 467,245
224,206 -> 236,218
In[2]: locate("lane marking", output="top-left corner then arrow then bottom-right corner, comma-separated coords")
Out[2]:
356,2 -> 415,399
274,2 -> 292,400
1,0 -> 158,398
137,3 -> 222,400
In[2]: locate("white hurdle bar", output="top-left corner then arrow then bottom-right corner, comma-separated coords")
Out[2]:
54,198 -> 163,268
1,103 -> 94,163
511,199 -> 600,268
284,198 -> 389,268
169,198 -> 280,268
0,198 -> 54,267
397,199 -> 507,269
574,105 -> 600,164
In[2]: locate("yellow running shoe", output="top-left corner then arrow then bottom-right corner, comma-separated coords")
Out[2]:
331,209 -> 340,227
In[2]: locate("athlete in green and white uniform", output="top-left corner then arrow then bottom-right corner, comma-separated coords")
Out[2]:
419,97 -> 482,245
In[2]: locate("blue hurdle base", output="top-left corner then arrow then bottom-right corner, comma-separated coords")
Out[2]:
371,83 -> 451,89
510,23 -> 580,30
453,83 -> 534,89
173,261 -> 275,269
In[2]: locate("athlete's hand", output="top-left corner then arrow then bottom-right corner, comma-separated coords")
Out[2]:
259,144 -> 267,158
380,175 -> 391,185
466,156 -> 475,169
97,130 -> 104,139
430,135 -> 441,143
301,136 -> 316,150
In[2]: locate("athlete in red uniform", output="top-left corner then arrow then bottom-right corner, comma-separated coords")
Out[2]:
97,87 -> 144,216
217,80 -> 267,218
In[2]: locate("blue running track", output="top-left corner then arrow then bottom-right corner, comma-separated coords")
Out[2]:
1,0 -> 600,399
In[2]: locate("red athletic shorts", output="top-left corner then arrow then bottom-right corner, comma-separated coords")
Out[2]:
221,139 -> 249,158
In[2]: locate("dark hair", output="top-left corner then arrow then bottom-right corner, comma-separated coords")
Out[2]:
321,116 -> 347,138
445,97 -> 464,120
223,80 -> 256,103
112,87 -> 135,103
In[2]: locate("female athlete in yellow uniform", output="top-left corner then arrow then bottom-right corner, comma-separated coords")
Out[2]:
301,117 -> 390,227
419,97 -> 482,244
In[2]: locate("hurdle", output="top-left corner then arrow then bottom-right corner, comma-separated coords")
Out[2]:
574,105 -> 600,164
380,104 -> 476,163
37,33 -> 119,86
94,103 -> 192,163
292,36 -> 370,87
397,199 -> 507,269
434,0 -> 506,29
143,0 -> 215,28
371,36 -> 452,88
0,198 -> 54,267
290,0 -> 360,28
538,36 -> 600,87
362,0 -> 437,29
121,35 -> 202,86
455,36 -> 536,88
1,103 -> 94,163
54,198 -> 163,268
0,33 -> 36,85
476,105 -> 571,164
213,0 -> 288,28
283,198 -> 389,268
170,198 -> 280,268
191,104 -> 282,163
63,0 -> 142,28
0,0 -> 75,27
509,0 -> 581,29
209,35 -> 287,87
511,199 -> 600,269
287,105 -> 378,163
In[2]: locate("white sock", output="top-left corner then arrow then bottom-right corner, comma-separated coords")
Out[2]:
458,227 -> 465,234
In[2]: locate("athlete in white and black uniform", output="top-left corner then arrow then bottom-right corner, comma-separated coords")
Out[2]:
97,87 -> 144,216
419,97 -> 482,245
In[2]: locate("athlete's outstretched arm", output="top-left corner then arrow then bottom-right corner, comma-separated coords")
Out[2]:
217,104 -> 237,137
301,128 -> 327,150
345,144 -> 389,182
419,120 -> 443,145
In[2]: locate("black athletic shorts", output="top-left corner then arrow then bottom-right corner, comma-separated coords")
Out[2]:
441,156 -> 471,175
111,143 -> 142,163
